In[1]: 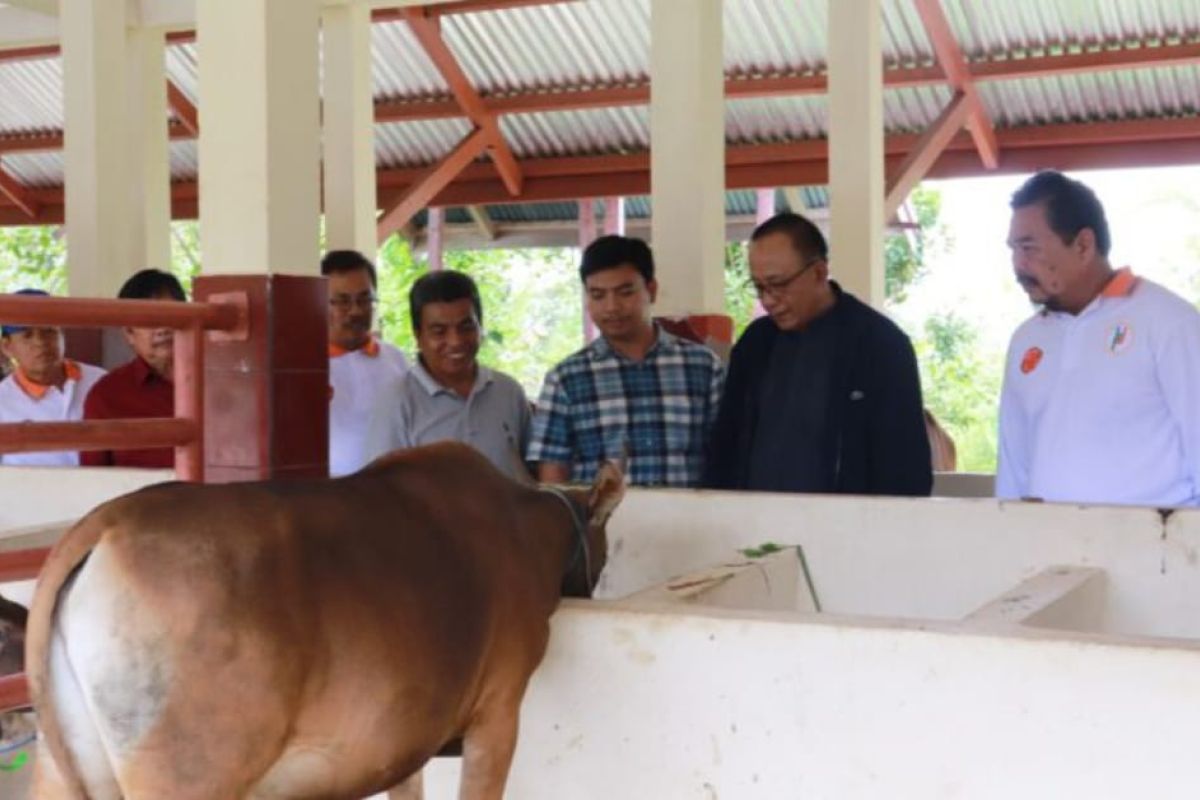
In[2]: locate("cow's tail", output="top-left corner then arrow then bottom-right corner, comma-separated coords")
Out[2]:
25,507 -> 114,799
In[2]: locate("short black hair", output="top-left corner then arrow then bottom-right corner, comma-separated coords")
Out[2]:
1010,170 -> 1111,257
321,249 -> 377,287
409,270 -> 483,332
118,269 -> 186,301
750,212 -> 829,262
579,235 -> 655,284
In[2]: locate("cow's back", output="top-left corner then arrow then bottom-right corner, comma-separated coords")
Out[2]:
34,443 -> 561,798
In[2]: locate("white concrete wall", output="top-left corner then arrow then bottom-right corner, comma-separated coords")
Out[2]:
5,479 -> 1200,798
0,467 -> 173,531
597,489 -> 1200,641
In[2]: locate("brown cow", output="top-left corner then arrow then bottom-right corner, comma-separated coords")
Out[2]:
27,442 -> 625,799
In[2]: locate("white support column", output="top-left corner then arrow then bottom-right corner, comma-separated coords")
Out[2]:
650,0 -> 724,317
321,3 -> 377,256
579,198 -> 597,343
198,0 -> 321,275
126,26 -> 172,272
62,0 -> 132,297
603,196 -> 625,236
828,0 -> 885,306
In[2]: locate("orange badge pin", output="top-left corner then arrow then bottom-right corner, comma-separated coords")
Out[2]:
1020,346 -> 1043,375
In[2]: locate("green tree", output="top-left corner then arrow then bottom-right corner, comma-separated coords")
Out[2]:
0,226 -> 67,294
913,312 -> 1002,473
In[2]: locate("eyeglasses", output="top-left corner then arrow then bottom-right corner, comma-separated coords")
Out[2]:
750,256 -> 824,299
329,293 -> 378,312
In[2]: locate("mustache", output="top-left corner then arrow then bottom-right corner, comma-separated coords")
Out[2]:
1015,274 -> 1041,289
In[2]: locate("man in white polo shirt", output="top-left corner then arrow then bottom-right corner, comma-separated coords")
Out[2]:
366,270 -> 530,480
0,289 -> 106,466
998,170 -> 1200,506
323,250 -> 409,477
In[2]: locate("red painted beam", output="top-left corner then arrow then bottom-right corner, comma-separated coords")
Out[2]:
166,79 -> 199,136
885,91 -> 971,218
913,0 -> 999,170
0,673 -> 29,714
376,126 -> 490,243
0,417 -> 197,455
0,547 -> 49,583
0,161 -> 39,218
5,118 -> 1200,221
401,6 -> 523,196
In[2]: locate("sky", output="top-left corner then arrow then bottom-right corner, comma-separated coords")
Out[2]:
892,165 -> 1200,355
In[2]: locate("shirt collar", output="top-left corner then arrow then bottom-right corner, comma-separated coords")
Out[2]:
328,336 -> 381,359
1100,267 -> 1138,299
588,324 -> 678,362
13,359 -> 81,400
412,357 -> 493,398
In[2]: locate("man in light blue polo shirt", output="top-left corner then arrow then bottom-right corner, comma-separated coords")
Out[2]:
366,270 -> 531,480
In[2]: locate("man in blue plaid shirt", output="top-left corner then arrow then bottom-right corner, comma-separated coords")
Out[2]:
529,235 -> 725,487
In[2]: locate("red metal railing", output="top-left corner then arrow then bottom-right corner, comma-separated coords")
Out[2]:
0,293 -> 246,480
0,292 -> 247,714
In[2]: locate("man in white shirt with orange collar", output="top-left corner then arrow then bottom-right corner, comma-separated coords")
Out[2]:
998,170 -> 1200,507
0,288 -> 106,466
323,250 -> 409,477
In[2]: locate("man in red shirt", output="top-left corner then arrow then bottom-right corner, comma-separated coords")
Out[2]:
82,269 -> 186,468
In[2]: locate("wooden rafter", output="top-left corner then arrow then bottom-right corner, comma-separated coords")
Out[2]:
376,126 -> 490,244
884,91 -> 971,218
913,0 -> 999,169
399,6 -> 522,195
0,159 -> 39,218
6,117 -> 1200,226
166,79 -> 199,136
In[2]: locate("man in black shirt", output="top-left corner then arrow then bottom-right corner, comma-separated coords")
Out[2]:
705,212 -> 932,496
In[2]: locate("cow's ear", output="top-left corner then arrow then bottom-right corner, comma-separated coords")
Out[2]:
588,460 -> 626,524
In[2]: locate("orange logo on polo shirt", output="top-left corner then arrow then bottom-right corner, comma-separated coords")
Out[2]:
1020,346 -> 1043,375
1108,323 -> 1133,355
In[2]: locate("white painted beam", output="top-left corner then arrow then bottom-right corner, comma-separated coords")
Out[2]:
321,2 -> 377,256
198,0 -> 321,275
828,0 -> 885,306
126,25 -> 172,272
62,0 -> 134,297
649,0 -> 724,316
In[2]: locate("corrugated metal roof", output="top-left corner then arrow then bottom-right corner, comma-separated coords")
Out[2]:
936,0 -> 1200,61
0,57 -> 61,136
981,65 -> 1200,127
1,0 -> 1199,228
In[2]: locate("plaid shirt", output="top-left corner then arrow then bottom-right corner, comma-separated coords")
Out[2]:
529,328 -> 725,487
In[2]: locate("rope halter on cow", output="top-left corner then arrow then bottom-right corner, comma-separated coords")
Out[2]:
539,487 -> 593,596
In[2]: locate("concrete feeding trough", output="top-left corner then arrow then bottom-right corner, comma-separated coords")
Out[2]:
6,474 -> 1200,798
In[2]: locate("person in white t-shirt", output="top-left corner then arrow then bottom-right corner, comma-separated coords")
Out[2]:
0,288 -> 106,466
998,170 -> 1200,507
323,250 -> 409,477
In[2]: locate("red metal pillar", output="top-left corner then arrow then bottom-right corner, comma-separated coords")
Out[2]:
193,275 -> 329,482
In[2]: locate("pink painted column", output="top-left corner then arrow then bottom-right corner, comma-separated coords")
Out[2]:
752,187 -> 776,318
427,206 -> 445,271
579,198 -> 598,343
603,196 -> 625,236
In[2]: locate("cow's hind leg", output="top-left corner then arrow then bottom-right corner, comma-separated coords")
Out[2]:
456,706 -> 519,800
